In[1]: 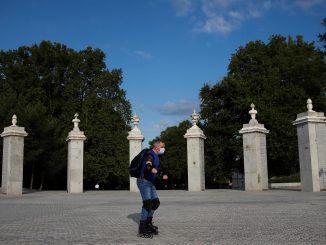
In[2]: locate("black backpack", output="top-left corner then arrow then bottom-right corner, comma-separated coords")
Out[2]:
129,148 -> 149,178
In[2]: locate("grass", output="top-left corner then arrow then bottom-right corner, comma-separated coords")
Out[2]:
269,173 -> 300,183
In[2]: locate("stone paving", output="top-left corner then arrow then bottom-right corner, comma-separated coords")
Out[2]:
0,189 -> 325,245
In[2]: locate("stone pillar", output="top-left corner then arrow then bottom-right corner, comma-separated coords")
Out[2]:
127,114 -> 144,192
66,113 -> 86,194
239,104 -> 269,191
293,99 -> 326,192
1,115 -> 28,195
184,110 -> 206,191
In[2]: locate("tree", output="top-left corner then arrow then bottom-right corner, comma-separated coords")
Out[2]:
0,41 -> 131,190
149,120 -> 191,189
200,35 -> 326,183
318,17 -> 326,50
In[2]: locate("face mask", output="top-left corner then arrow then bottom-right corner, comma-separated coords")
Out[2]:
159,147 -> 165,155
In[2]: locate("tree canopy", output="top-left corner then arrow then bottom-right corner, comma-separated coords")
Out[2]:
318,17 -> 326,50
0,41 -> 132,190
200,35 -> 326,184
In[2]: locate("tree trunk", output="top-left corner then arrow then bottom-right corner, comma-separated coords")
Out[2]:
39,173 -> 44,191
29,163 -> 35,190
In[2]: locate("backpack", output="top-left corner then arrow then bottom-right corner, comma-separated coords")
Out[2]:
129,148 -> 149,178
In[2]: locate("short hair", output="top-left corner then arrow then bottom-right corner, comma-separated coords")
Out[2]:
152,140 -> 162,148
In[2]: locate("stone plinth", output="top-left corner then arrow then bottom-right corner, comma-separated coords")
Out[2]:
66,114 -> 86,194
293,99 -> 326,192
1,115 -> 28,196
127,114 -> 144,192
184,110 -> 206,191
239,104 -> 269,191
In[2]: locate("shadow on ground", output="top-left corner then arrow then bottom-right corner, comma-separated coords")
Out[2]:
127,213 -> 140,224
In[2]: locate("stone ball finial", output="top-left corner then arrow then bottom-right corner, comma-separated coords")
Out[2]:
72,113 -> 80,131
307,98 -> 314,112
12,115 -> 17,126
249,103 -> 257,120
132,114 -> 140,128
191,109 -> 200,126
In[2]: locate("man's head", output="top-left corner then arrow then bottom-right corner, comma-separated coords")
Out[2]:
152,140 -> 165,155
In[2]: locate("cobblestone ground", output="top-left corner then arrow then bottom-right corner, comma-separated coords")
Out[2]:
0,189 -> 325,245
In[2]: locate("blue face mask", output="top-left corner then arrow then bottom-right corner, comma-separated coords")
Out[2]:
159,147 -> 165,155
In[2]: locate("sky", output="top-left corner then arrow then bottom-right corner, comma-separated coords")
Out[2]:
1,0 -> 325,147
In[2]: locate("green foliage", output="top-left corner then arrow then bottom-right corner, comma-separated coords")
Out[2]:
269,174 -> 300,183
0,41 -> 131,190
200,35 -> 326,183
149,120 -> 191,189
318,17 -> 326,50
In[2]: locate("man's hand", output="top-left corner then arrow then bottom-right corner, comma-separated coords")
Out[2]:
163,175 -> 168,180
151,168 -> 158,174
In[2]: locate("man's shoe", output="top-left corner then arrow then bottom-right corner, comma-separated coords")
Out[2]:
147,217 -> 158,235
138,220 -> 153,238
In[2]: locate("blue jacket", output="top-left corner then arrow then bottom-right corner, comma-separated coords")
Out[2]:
140,149 -> 159,183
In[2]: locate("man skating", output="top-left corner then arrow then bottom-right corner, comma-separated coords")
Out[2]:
137,140 -> 167,238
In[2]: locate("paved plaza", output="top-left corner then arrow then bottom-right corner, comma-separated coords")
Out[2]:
0,189 -> 325,245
